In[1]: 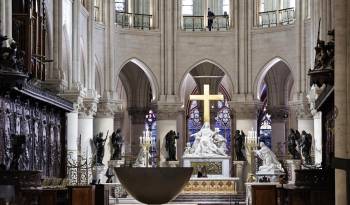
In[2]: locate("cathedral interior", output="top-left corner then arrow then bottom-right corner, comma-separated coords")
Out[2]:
0,0 -> 349,204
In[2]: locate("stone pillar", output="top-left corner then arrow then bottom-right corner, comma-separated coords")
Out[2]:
313,111 -> 322,164
230,101 -> 260,181
66,112 -> 79,160
269,107 -> 288,155
4,0 -> 12,38
334,0 -> 350,204
128,108 -> 148,156
0,0 -> 6,36
157,102 -> 182,165
78,96 -> 99,162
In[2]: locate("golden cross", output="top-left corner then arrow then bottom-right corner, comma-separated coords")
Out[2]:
190,84 -> 224,123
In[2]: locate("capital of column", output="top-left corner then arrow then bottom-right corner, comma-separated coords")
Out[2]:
289,100 -> 313,119
79,89 -> 100,118
96,98 -> 123,118
59,85 -> 86,112
229,101 -> 262,119
156,101 -> 183,120
267,105 -> 289,121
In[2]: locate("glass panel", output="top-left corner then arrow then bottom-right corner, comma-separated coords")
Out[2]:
145,110 -> 157,167
182,0 -> 193,15
214,100 -> 231,154
115,0 -> 126,12
223,0 -> 229,14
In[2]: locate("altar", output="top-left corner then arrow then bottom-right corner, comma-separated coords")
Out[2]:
183,156 -> 231,178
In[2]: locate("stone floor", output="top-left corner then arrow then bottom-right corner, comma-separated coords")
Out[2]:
111,194 -> 246,204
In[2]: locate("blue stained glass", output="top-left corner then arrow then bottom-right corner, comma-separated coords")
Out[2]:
145,110 -> 157,167
214,100 -> 231,154
187,100 -> 202,145
259,112 -> 272,149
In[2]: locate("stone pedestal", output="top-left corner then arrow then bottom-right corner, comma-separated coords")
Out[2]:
256,170 -> 285,182
160,161 -> 180,167
183,156 -> 231,178
94,165 -> 108,184
233,161 -> 247,193
285,159 -> 301,184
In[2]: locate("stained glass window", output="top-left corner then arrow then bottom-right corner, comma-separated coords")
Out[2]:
145,110 -> 157,167
214,100 -> 231,154
187,93 -> 232,154
187,100 -> 202,145
259,110 -> 272,148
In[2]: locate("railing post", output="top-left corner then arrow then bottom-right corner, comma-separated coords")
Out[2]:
192,17 -> 194,31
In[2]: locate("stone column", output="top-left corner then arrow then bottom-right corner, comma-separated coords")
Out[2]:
72,0 -> 81,85
128,108 -> 148,156
313,111 -> 322,164
157,102 -> 182,166
269,106 -> 288,155
4,0 -> 11,38
334,0 -> 350,204
0,0 -> 6,36
66,111 -> 79,160
230,101 -> 260,181
78,95 -> 99,162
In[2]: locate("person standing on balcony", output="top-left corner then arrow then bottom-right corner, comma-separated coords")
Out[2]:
208,8 -> 215,31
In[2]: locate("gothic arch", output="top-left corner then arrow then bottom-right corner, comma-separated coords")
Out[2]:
254,57 -> 294,101
178,59 -> 234,104
118,58 -> 159,102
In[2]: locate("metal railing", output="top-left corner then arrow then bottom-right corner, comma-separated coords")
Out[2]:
183,15 -> 204,31
258,8 -> 295,28
183,15 -> 230,31
212,15 -> 230,31
116,11 -> 152,30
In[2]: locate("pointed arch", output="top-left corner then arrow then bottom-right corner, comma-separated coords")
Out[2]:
118,58 -> 159,102
178,58 -> 234,104
254,57 -> 294,101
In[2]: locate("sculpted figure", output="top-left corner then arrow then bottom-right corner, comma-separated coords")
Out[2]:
111,129 -> 123,160
254,141 -> 283,173
93,132 -> 108,166
300,131 -> 312,164
165,130 -> 179,161
287,129 -> 300,159
235,130 -> 246,161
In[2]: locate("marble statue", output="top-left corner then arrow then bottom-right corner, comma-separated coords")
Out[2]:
254,141 -> 283,173
183,122 -> 227,157
165,130 -> 179,161
111,129 -> 123,160
93,131 -> 108,166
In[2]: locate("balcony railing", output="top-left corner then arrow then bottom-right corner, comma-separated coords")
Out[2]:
116,12 -> 152,30
258,8 -> 295,28
183,15 -> 230,31
212,15 -> 230,31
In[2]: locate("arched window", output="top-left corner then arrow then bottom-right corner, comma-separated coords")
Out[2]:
145,110 -> 157,166
187,100 -> 202,145
187,90 -> 232,154
181,0 -> 231,31
214,100 -> 231,154
115,0 -> 153,29
256,0 -> 295,27
258,108 -> 272,148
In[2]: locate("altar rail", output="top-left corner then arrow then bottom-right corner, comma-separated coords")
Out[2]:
182,178 -> 239,195
116,12 -> 152,30
257,8 -> 295,28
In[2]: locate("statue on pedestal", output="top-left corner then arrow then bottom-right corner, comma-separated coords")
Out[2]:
111,129 -> 123,160
165,130 -> 179,161
287,129 -> 301,159
254,141 -> 283,173
92,132 -> 108,166
183,122 -> 227,157
300,131 -> 312,165
234,130 -> 246,161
